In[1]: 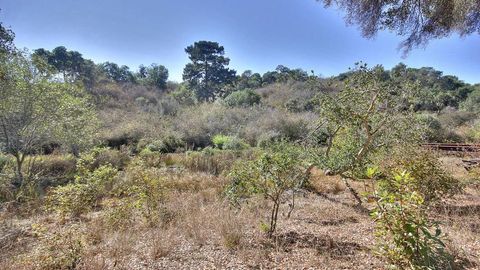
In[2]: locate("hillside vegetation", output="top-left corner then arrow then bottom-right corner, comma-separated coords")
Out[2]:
1,23 -> 480,270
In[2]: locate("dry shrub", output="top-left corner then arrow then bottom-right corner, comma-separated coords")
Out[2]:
174,103 -> 260,148
163,187 -> 253,249
92,148 -> 130,170
97,108 -> 165,148
85,218 -> 107,246
170,97 -> 317,148
219,211 -> 246,250
242,109 -> 315,146
307,166 -> 345,194
255,81 -> 318,110
136,152 -> 179,168
104,232 -> 136,268
149,229 -> 178,259
467,166 -> 480,183
30,154 -> 77,184
173,149 -> 258,176
92,82 -> 161,109
163,171 -> 227,193
18,225 -> 86,270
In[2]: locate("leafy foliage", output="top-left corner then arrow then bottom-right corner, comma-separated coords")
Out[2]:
183,41 -> 236,101
371,171 -> 453,269
316,63 -> 422,203
99,61 -> 136,83
46,150 -> 118,217
321,0 -> 480,53
227,142 -> 308,236
212,134 -> 248,150
32,46 -> 97,87
0,20 -> 15,54
378,147 -> 461,204
223,89 -> 261,107
138,63 -> 169,90
0,50 -> 97,189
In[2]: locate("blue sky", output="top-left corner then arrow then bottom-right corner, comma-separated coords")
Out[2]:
1,0 -> 479,83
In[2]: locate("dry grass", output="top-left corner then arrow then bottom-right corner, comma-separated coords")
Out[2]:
1,156 -> 479,269
307,166 -> 346,194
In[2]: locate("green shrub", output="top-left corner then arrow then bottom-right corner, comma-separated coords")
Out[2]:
460,89 -> 480,113
223,137 -> 249,150
46,182 -> 99,218
170,83 -> 195,106
212,135 -> 249,150
144,135 -> 185,154
380,147 -> 461,204
416,114 -> 445,142
212,134 -> 231,149
223,89 -> 261,107
116,159 -> 168,226
77,147 -> 129,172
371,171 -> 453,269
104,198 -> 136,230
242,110 -> 314,146
227,142 -> 308,237
47,159 -> 118,217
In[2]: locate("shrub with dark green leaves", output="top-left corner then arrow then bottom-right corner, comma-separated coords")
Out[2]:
371,170 -> 453,269
143,135 -> 185,154
223,89 -> 261,107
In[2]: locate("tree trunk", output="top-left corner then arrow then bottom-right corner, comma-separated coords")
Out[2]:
269,199 -> 280,238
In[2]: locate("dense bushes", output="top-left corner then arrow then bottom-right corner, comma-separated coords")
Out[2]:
46,148 -> 122,217
379,148 -> 461,203
173,103 -> 258,148
46,164 -> 118,217
223,89 -> 261,107
30,155 -> 77,187
256,81 -> 320,111
143,135 -> 184,154
242,110 -> 315,146
77,147 -> 130,171
212,135 -> 248,150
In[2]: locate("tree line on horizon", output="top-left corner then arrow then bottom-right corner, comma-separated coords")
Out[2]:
25,41 -> 479,109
